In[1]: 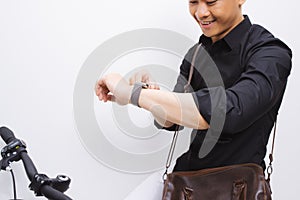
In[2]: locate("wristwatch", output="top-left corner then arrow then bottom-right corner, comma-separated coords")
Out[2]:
130,82 -> 148,107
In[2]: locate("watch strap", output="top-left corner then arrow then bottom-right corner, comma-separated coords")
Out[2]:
130,82 -> 148,107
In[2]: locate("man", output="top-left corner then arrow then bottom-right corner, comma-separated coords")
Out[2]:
95,0 -> 292,172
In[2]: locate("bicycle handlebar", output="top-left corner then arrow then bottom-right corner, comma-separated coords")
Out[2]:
0,126 -> 72,200
0,126 -> 16,144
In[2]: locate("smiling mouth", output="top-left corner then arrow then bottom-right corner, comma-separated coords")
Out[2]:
200,20 -> 215,25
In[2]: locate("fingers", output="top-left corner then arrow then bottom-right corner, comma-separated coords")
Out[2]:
129,70 -> 150,85
95,78 -> 110,102
129,70 -> 160,89
148,82 -> 160,90
141,73 -> 150,83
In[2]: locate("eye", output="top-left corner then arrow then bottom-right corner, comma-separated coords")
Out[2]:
207,0 -> 218,5
189,0 -> 198,5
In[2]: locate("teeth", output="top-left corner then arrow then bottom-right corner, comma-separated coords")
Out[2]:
202,21 -> 211,25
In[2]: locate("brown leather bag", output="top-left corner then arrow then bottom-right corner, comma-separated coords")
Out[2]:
161,44 -> 275,200
162,163 -> 272,200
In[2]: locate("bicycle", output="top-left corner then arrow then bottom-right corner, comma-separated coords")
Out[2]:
0,126 -> 73,200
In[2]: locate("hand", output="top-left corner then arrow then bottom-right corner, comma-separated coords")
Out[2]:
129,69 -> 160,90
95,73 -> 132,105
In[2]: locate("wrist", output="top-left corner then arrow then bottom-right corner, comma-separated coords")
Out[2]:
130,82 -> 148,107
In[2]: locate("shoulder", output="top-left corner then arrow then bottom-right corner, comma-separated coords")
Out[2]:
243,24 -> 292,78
249,24 -> 273,39
246,24 -> 292,57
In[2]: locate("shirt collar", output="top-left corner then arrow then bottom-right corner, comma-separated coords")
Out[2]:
199,15 -> 252,50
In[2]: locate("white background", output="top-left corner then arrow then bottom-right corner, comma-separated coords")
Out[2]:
0,0 -> 299,199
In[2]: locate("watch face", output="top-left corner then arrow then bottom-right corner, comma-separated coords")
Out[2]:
142,83 -> 149,89
136,82 -> 148,89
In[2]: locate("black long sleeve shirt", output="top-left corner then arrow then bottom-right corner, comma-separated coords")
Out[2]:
159,16 -> 292,172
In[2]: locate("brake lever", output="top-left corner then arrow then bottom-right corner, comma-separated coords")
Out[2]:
0,139 -> 27,170
0,158 -> 10,171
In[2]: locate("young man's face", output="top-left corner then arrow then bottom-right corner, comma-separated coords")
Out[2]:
189,0 -> 245,43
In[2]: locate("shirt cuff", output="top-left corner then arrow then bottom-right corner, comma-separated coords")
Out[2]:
192,86 -> 227,125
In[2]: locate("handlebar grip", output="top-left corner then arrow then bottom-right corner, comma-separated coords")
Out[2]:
40,184 -> 72,200
0,126 -> 16,144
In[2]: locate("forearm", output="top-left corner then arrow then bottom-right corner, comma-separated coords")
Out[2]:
139,89 -> 209,130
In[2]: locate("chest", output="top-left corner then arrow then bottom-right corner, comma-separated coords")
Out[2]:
190,48 -> 244,90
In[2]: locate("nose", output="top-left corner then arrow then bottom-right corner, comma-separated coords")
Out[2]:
195,3 -> 210,21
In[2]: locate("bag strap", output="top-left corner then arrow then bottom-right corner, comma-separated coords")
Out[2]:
163,44 -> 202,181
267,120 -> 277,182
